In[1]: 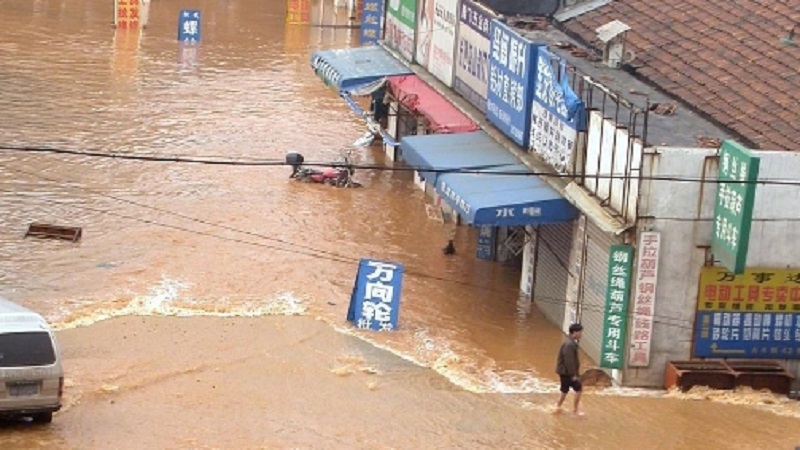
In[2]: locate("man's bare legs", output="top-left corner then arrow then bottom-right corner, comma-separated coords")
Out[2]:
573,391 -> 584,416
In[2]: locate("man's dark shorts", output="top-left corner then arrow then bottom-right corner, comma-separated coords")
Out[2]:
559,375 -> 582,393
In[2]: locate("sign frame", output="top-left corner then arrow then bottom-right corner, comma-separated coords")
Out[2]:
693,266 -> 800,359
360,0 -> 384,45
628,231 -> 661,367
385,0 -> 417,61
600,244 -> 634,369
486,20 -> 539,148
453,0 -> 496,112
347,258 -> 405,331
529,46 -> 585,173
711,140 -> 760,274
178,9 -> 202,43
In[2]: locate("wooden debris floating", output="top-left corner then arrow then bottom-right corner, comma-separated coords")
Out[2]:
25,223 -> 82,243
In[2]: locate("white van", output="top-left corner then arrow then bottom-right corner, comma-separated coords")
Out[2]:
0,297 -> 63,424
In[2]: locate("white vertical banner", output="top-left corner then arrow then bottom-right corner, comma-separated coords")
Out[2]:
628,231 -> 661,367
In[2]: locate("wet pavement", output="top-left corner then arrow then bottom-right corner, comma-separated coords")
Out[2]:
1,0 -> 800,448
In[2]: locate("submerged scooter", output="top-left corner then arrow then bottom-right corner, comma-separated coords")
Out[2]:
286,152 -> 362,188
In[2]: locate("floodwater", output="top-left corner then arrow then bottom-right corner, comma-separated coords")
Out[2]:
0,0 -> 799,448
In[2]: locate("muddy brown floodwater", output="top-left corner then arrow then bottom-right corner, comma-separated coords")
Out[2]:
1,0 -> 800,448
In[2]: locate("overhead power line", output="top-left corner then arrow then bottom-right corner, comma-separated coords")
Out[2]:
1,144 -> 799,186
1,163 -> 705,331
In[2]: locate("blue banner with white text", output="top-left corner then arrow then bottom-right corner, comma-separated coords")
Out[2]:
694,311 -> 800,359
347,258 -> 404,331
178,10 -> 201,43
360,0 -> 384,46
486,20 -> 539,148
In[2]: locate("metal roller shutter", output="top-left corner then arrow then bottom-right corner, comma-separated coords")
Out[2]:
533,222 -> 575,327
578,219 -> 623,365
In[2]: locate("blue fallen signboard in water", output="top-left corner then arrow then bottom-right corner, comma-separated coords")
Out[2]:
178,10 -> 201,43
347,259 -> 404,331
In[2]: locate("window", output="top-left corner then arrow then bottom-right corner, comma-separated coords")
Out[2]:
0,332 -> 56,367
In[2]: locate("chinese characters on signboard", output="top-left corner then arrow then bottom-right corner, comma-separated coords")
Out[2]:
115,0 -> 141,30
385,0 -> 417,61
415,0 -> 458,86
476,226 -> 496,261
285,0 -> 311,25
454,0 -> 495,112
486,20 -> 538,148
178,10 -> 202,43
530,47 -> 584,173
437,178 -> 472,216
359,0 -> 383,45
628,232 -> 660,367
347,259 -> 405,331
694,267 -> 800,358
711,140 -> 760,274
600,245 -> 633,369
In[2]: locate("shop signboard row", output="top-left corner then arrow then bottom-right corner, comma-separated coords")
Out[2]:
453,0 -> 495,111
415,0 -> 459,87
529,47 -> 585,173
485,21 -> 539,148
694,267 -> 800,359
385,0 -> 417,61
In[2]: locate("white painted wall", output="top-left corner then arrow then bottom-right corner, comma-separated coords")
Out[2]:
583,111 -> 643,224
627,147 -> 800,388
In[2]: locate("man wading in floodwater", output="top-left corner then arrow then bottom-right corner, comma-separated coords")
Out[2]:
555,323 -> 584,416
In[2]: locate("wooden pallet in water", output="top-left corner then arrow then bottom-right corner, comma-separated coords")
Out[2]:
25,223 -> 82,243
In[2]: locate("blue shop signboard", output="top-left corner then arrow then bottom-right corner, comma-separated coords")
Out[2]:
694,311 -> 800,358
347,258 -> 405,331
360,0 -> 384,46
530,46 -> 586,173
178,10 -> 201,43
486,20 -> 539,148
476,226 -> 496,261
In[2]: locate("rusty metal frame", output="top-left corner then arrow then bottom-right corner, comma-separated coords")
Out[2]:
563,65 -> 650,225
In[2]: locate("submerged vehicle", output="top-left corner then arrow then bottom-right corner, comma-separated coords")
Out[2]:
286,152 -> 362,188
0,298 -> 63,424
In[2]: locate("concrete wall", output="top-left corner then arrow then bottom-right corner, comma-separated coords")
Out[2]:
628,147 -> 800,388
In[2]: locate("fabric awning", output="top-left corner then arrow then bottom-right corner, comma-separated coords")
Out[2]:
398,132 -> 578,227
387,75 -> 480,134
399,131 -> 520,183
311,46 -> 412,93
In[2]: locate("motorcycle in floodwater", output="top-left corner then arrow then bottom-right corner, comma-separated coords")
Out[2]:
286,152 -> 362,188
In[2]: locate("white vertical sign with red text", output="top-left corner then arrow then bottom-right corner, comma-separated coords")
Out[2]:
628,231 -> 661,367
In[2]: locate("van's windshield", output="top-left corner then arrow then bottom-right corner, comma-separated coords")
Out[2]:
0,332 -> 56,367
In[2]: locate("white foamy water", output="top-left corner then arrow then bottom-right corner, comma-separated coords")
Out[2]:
51,277 -> 307,331
48,278 -> 800,421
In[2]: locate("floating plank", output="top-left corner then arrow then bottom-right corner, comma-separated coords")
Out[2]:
25,223 -> 82,243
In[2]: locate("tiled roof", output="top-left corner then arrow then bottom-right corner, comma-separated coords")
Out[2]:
560,1 -> 800,151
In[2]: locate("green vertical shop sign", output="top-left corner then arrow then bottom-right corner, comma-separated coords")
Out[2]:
711,140 -> 760,275
600,244 -> 634,369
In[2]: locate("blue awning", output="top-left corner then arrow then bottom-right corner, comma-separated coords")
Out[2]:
311,46 -> 411,93
398,132 -> 578,227
399,131 -> 521,183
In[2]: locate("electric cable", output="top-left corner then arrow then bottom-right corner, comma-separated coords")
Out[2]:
1,163 -> 716,331
1,144 -> 798,186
